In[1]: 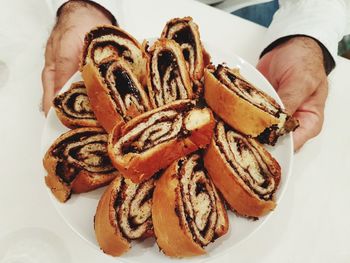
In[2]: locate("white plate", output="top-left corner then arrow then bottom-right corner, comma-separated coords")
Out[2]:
41,42 -> 293,262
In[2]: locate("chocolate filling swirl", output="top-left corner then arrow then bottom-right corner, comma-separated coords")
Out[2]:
113,177 -> 155,240
99,60 -> 149,121
114,101 -> 195,155
153,50 -> 188,105
148,40 -> 192,108
52,129 -> 115,184
214,65 -> 283,117
162,18 -> 200,80
175,153 -> 226,247
83,26 -> 143,68
215,122 -> 279,200
54,82 -> 96,121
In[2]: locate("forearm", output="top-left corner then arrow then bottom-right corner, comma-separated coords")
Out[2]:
261,0 -> 347,73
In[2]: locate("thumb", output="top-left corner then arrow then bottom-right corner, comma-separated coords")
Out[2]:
292,80 -> 327,151
54,30 -> 82,94
42,36 -> 56,116
292,111 -> 321,151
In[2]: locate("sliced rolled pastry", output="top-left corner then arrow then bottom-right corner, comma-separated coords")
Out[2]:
108,100 -> 215,183
161,16 -> 210,95
95,176 -> 155,256
146,39 -> 193,108
153,153 -> 229,257
204,121 -> 281,217
82,59 -> 151,132
53,81 -> 99,128
44,127 -> 119,202
204,64 -> 299,145
81,25 -> 147,85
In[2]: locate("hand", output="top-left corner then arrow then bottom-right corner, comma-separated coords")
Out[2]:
41,1 -> 113,115
257,36 -> 328,151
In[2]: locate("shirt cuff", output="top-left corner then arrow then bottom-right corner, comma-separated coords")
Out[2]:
260,0 -> 347,72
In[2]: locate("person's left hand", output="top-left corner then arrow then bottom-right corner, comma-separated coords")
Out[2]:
41,1 -> 113,115
257,36 -> 329,151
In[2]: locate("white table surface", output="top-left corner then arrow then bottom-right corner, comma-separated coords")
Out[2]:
1,0 -> 349,262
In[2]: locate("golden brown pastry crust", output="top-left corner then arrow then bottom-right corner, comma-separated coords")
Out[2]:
108,100 -> 215,183
146,39 -> 193,108
152,153 -> 229,257
43,127 -> 119,203
203,122 -> 281,217
95,176 -> 155,256
53,81 -> 100,129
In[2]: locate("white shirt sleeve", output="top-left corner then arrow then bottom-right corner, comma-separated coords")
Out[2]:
261,0 -> 349,60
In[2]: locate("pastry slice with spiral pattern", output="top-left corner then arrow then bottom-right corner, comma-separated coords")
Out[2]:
82,59 -> 151,132
108,100 -> 215,183
81,25 -> 151,132
147,39 -> 193,108
44,127 -> 119,202
204,121 -> 281,217
204,64 -> 299,145
152,153 -> 229,257
162,17 -> 210,95
53,81 -> 99,128
95,176 -> 155,256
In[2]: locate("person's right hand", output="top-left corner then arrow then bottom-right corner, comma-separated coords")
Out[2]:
42,1 -> 113,115
257,36 -> 328,151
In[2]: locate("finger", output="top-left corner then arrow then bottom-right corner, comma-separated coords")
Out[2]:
292,111 -> 322,151
42,36 -> 56,116
42,82 -> 56,116
54,27 -> 82,93
292,80 -> 327,151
